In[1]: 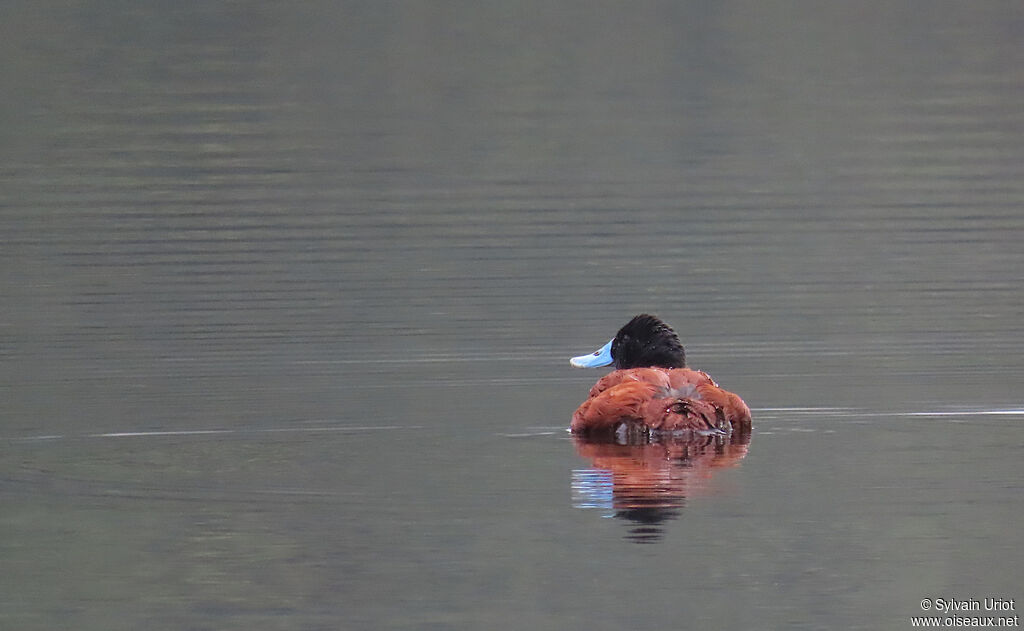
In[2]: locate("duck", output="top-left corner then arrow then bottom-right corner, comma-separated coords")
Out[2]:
569,314 -> 751,436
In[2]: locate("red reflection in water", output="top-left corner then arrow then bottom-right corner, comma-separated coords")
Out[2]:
571,427 -> 752,543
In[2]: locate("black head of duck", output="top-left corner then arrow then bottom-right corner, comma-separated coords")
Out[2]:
570,314 -> 686,370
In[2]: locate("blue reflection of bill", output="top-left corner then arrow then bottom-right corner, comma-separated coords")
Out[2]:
571,469 -> 615,517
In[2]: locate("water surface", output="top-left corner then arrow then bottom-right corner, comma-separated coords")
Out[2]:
2,3 -> 1022,630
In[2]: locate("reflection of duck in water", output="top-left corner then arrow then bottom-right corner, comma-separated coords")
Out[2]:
572,430 -> 752,543
570,314 -> 751,437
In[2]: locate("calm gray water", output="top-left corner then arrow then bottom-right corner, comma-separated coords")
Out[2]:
2,3 -> 1023,630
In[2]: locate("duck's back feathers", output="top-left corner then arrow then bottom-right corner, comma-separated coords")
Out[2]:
571,367 -> 751,435
586,367 -> 673,398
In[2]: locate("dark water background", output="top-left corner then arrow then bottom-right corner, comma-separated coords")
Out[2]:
2,3 -> 1022,629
